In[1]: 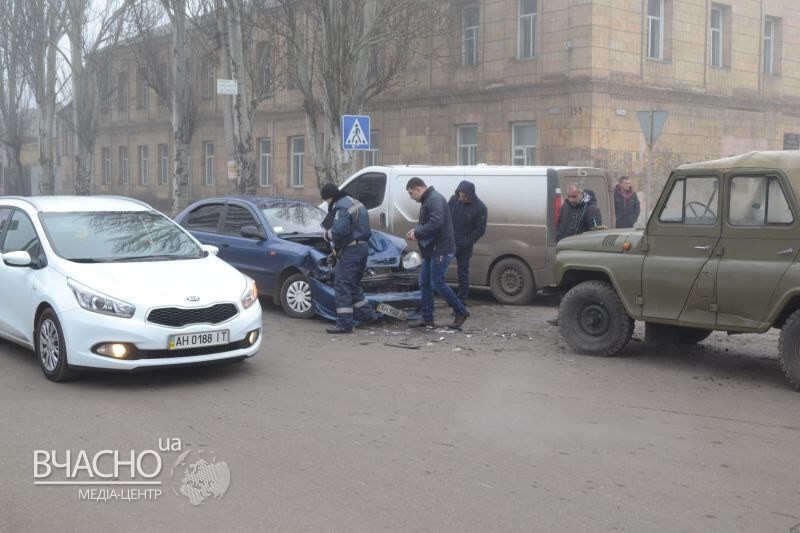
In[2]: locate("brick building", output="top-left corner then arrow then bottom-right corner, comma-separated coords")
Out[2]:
45,0 -> 800,211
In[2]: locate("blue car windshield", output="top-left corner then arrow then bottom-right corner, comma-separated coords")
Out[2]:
261,203 -> 326,235
40,211 -> 203,262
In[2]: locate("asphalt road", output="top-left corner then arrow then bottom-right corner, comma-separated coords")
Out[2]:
1,295 -> 799,532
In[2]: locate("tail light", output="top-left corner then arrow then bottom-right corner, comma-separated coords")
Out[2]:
554,190 -> 563,224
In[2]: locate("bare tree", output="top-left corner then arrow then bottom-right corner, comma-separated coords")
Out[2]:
254,0 -> 450,187
0,0 -> 30,195
59,0 -> 128,195
16,0 -> 66,196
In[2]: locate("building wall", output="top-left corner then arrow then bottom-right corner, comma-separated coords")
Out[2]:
48,0 -> 800,211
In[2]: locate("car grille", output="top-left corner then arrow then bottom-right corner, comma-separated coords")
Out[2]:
147,303 -> 239,328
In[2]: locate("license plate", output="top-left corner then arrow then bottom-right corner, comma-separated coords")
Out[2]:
376,303 -> 409,320
168,330 -> 230,350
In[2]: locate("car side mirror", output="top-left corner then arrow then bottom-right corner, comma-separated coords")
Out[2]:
2,250 -> 33,267
241,225 -> 266,240
201,245 -> 219,257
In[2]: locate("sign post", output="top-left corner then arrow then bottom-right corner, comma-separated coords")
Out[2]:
636,110 -> 669,220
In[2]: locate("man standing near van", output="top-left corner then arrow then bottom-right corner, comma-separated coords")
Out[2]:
556,183 -> 603,242
614,176 -> 641,228
448,180 -> 487,304
405,177 -> 470,329
321,183 -> 378,334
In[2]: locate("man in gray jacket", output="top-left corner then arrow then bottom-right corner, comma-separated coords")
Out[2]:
405,177 -> 470,329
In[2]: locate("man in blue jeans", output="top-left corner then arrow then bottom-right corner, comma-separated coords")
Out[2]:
405,177 -> 470,329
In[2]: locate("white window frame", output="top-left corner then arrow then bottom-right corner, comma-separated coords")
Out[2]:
102,147 -> 111,185
290,136 -> 304,187
138,145 -> 149,185
362,131 -> 380,167
517,0 -> 536,59
259,138 -> 271,187
647,0 -> 664,60
763,17 -> 775,75
457,125 -> 478,166
512,123 -> 536,166
159,144 -> 168,185
461,5 -> 479,67
120,146 -> 129,185
203,141 -> 214,186
710,5 -> 725,69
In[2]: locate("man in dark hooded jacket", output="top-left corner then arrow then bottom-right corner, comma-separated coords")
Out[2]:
556,183 -> 603,242
613,176 -> 640,228
448,180 -> 487,303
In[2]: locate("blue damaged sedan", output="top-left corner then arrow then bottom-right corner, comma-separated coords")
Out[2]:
175,197 -> 421,320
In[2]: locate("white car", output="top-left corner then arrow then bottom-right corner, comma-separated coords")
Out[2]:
0,196 -> 262,382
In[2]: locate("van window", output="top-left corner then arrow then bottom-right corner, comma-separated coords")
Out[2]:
342,173 -> 386,210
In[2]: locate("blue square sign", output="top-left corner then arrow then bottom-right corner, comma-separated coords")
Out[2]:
342,115 -> 371,150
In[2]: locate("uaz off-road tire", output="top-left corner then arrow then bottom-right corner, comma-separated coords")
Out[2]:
559,280 -> 634,357
778,310 -> 800,391
644,323 -> 713,346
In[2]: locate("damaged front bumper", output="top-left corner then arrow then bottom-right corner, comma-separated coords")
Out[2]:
307,270 -> 421,321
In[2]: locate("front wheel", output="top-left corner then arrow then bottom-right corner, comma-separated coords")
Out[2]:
489,257 -> 535,305
559,280 -> 633,357
35,309 -> 77,382
280,273 -> 315,319
778,310 -> 800,391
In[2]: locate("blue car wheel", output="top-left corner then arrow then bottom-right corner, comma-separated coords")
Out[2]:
280,273 -> 315,319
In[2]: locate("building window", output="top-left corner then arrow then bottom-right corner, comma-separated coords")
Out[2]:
203,141 -> 214,185
138,145 -> 149,185
259,138 -> 271,186
159,144 -> 168,185
647,0 -> 664,60
101,147 -> 111,185
518,0 -> 537,59
157,62 -> 168,106
763,17 -> 781,76
362,131 -> 380,167
457,125 -> 477,166
117,71 -> 128,111
257,42 -> 272,95
205,61 -> 215,100
290,136 -> 304,187
512,123 -> 536,165
710,5 -> 723,68
99,69 -> 111,111
119,146 -> 128,184
137,70 -> 149,109
461,5 -> 479,66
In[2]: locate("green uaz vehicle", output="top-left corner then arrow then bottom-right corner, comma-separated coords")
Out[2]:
554,151 -> 800,390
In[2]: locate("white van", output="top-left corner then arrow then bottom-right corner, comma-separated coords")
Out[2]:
336,165 -> 615,305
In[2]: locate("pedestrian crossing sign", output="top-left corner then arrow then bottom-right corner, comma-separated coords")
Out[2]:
342,115 -> 371,150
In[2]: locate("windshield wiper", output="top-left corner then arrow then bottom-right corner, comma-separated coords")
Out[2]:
69,258 -> 105,263
109,254 -> 197,262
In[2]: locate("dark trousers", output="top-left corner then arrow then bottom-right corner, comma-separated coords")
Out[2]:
419,254 -> 468,322
455,248 -> 472,302
333,243 -> 375,329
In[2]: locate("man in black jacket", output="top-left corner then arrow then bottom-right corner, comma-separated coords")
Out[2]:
405,177 -> 470,329
448,180 -> 487,304
614,176 -> 641,228
556,183 -> 603,242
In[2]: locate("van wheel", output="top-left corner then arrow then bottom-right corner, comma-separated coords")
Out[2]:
778,310 -> 800,391
559,280 -> 633,357
280,273 -> 315,319
645,323 -> 713,345
35,309 -> 77,382
490,257 -> 535,305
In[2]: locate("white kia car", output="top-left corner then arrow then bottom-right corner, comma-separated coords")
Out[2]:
0,196 -> 262,382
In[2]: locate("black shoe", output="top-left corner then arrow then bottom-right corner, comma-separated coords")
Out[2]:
326,325 -> 353,334
448,314 -> 469,330
546,318 -> 559,326
408,319 -> 434,328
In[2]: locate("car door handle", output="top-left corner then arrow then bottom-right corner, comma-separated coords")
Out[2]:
777,248 -> 794,256
693,245 -> 710,251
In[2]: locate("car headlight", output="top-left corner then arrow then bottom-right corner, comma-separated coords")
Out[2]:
68,279 -> 135,318
241,276 -> 258,309
402,251 -> 422,270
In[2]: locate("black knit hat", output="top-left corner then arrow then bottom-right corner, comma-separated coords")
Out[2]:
320,183 -> 340,200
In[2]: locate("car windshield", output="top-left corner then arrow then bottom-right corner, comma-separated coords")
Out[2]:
261,202 -> 326,235
39,211 -> 203,263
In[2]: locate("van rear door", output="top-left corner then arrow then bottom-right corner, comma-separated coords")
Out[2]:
556,168 -> 615,229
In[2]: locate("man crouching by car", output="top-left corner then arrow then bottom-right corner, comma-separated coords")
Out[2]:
320,183 -> 378,333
